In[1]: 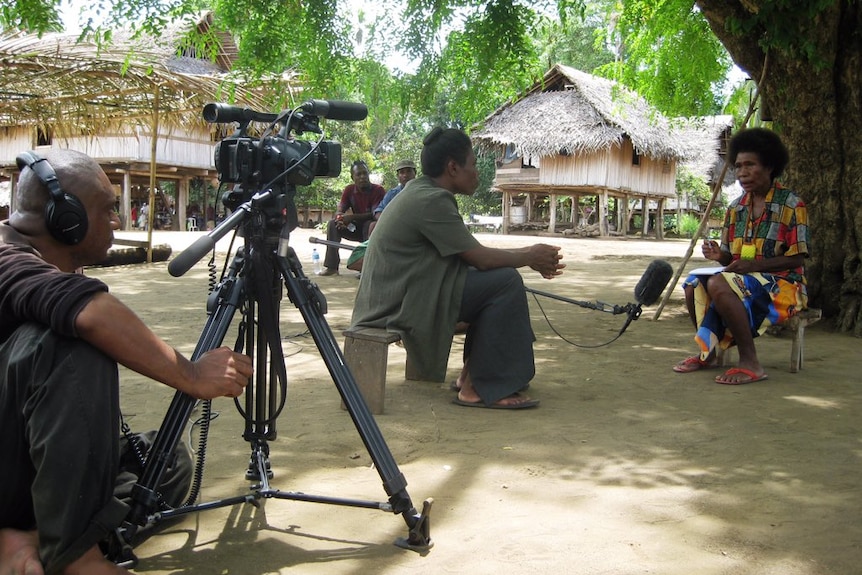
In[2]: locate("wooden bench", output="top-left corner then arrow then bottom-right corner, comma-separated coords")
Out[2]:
341,327 -> 421,414
717,308 -> 822,373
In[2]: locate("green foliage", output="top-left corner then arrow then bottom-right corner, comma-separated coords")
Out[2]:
1,0 -> 64,34
675,165 -> 711,204
676,164 -> 726,220
597,0 -> 731,116
435,27 -> 539,126
723,78 -> 773,128
535,0 -> 615,73
212,0 -> 352,101
404,0 -> 549,126
677,212 -> 701,238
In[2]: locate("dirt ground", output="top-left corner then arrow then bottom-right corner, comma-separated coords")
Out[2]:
91,227 -> 862,575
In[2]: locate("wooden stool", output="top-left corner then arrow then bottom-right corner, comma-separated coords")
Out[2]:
716,308 -> 822,373
342,327 -> 422,414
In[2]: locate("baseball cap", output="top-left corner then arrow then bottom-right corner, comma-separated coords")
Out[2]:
395,159 -> 416,171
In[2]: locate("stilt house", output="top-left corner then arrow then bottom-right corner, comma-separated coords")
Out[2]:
472,64 -> 689,238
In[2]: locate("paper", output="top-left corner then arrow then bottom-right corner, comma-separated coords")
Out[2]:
689,267 -> 724,276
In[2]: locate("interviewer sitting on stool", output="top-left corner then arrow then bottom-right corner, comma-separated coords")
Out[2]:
350,128 -> 565,409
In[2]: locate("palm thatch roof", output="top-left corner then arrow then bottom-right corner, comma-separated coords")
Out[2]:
0,12 -> 276,136
675,115 -> 735,183
473,64 -> 688,161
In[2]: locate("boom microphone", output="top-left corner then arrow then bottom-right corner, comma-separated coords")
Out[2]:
202,103 -> 280,124
301,99 -> 368,121
634,259 -> 673,306
525,258 -> 675,344
617,259 -> 673,336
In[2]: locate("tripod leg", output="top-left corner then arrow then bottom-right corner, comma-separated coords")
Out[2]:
126,261 -> 247,527
277,249 -> 433,550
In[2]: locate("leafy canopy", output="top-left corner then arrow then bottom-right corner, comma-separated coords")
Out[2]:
6,0 -> 746,220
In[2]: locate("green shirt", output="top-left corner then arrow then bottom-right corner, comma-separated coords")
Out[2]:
350,175 -> 480,381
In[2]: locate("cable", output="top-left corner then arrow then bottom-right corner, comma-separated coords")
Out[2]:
529,290 -> 631,349
182,399 -> 216,507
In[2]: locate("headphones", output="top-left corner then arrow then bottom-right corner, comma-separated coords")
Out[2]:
16,151 -> 89,245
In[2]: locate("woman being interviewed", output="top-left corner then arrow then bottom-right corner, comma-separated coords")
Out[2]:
673,127 -> 809,384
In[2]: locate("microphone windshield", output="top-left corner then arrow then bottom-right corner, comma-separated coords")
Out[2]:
301,99 -> 368,121
634,259 -> 673,306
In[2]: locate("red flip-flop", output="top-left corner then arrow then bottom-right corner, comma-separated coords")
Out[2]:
715,367 -> 768,385
673,356 -> 711,373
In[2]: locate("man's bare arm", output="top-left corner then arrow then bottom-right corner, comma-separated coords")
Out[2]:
460,244 -> 565,279
75,292 -> 252,399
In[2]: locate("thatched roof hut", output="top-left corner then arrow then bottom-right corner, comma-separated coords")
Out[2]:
0,13 -> 292,242
676,115 -> 735,186
472,64 -> 689,238
477,65 -> 687,161
0,12 -> 264,134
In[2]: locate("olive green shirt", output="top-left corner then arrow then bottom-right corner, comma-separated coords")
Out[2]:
350,175 -> 480,381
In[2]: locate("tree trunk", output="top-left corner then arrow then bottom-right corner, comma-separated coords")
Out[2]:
697,0 -> 862,335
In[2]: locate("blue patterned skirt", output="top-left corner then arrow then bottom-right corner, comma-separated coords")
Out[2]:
683,271 -> 807,360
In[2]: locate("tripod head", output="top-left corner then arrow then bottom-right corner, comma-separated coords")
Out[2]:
169,188 -> 281,277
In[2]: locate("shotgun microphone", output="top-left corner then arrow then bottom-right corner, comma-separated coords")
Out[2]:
634,259 -> 674,305
202,103 -> 280,124
619,259 -> 674,335
300,99 -> 368,121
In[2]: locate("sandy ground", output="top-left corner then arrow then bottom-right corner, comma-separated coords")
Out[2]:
91,227 -> 862,575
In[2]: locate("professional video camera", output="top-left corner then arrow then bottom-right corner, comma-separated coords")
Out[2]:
203,99 -> 368,229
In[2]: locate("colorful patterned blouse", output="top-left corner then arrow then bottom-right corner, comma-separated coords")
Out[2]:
721,182 -> 808,283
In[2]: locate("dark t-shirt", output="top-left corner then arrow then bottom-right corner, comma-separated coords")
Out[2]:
0,221 -> 108,342
337,184 -> 386,214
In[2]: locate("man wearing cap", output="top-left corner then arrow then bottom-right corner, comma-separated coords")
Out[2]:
346,160 -> 417,272
372,159 -> 417,226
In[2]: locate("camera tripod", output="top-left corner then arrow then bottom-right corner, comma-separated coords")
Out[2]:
113,189 -> 432,566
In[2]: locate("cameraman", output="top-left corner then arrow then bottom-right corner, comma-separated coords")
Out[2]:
319,160 -> 385,276
0,149 -> 253,575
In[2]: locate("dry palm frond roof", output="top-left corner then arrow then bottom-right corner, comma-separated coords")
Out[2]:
675,114 -> 735,179
473,64 -> 688,161
0,12 -> 274,135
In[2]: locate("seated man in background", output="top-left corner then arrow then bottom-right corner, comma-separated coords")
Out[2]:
369,159 -> 417,236
349,158 -> 418,271
319,160 -> 385,276
351,128 -> 564,409
0,149 -> 252,575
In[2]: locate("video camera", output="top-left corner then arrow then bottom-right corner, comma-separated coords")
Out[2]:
203,99 -> 368,228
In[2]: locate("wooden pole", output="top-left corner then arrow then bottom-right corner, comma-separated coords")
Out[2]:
146,88 -> 160,263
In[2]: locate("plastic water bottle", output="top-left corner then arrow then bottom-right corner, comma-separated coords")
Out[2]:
311,249 -> 321,274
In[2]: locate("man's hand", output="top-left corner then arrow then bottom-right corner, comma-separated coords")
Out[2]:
188,347 -> 253,399
335,214 -> 356,230
0,529 -> 42,575
528,244 -> 565,279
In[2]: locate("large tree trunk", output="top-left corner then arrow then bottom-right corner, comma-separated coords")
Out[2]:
697,0 -> 862,335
